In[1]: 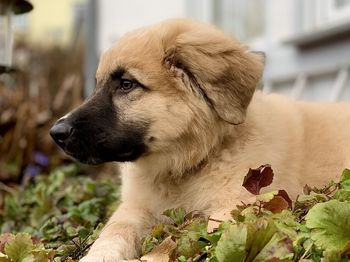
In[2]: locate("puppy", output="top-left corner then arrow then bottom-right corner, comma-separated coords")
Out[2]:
50,19 -> 350,261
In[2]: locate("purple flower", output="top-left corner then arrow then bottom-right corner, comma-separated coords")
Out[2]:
34,151 -> 49,167
24,164 -> 41,178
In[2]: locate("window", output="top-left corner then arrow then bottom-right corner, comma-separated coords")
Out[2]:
327,0 -> 350,23
301,0 -> 350,32
213,0 -> 265,41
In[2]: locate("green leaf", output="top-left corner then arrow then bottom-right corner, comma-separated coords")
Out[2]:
32,246 -> 54,262
270,211 -> 298,239
256,191 -> 278,202
151,224 -> 164,239
215,224 -> 247,262
163,208 -> 186,226
335,169 -> 350,201
177,230 -> 202,258
88,223 -> 104,242
240,206 -> 259,222
3,194 -> 26,222
253,233 -> 293,261
178,255 -> 186,262
142,235 -> 159,255
305,200 -> 350,251
334,189 -> 350,201
339,169 -> 350,189
77,228 -> 90,239
245,219 -> 278,261
4,233 -> 34,262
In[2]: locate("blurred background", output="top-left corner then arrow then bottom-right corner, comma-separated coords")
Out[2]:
1,0 -> 350,181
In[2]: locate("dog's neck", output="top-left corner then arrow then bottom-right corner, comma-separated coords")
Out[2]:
134,152 -> 208,183
132,121 -> 240,183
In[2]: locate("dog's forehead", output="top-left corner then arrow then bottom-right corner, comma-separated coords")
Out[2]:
95,19 -> 203,81
96,27 -> 165,81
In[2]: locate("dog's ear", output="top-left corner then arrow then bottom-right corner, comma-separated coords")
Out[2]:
164,25 -> 265,125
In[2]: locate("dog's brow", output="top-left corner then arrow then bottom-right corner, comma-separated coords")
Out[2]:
110,67 -> 126,80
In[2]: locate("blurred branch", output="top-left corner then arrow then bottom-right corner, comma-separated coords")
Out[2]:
0,42 -> 84,181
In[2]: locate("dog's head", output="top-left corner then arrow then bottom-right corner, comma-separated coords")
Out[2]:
50,19 -> 264,165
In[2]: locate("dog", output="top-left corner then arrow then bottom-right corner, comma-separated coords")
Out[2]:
50,18 -> 350,261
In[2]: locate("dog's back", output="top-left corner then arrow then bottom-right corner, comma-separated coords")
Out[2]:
297,100 -> 350,182
246,93 -> 350,194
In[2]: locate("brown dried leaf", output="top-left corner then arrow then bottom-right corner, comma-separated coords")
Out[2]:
242,165 -> 274,195
276,189 -> 293,209
303,184 -> 311,195
30,236 -> 41,245
263,196 -> 289,213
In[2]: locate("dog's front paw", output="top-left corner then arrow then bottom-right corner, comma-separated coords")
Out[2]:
79,237 -> 138,262
80,253 -> 118,262
80,254 -> 140,262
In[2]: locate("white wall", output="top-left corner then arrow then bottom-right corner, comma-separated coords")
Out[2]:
97,0 -> 187,54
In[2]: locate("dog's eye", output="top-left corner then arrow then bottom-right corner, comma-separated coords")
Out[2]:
120,79 -> 135,91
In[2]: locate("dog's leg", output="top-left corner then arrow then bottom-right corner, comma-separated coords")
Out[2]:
80,203 -> 156,262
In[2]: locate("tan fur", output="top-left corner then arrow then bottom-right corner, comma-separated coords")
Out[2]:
81,19 -> 350,261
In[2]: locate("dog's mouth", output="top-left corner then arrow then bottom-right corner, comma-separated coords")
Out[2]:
62,148 -> 142,165
69,153 -> 104,165
115,148 -> 135,159
56,136 -> 147,165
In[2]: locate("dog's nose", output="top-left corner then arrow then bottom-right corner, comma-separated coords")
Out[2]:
50,120 -> 73,143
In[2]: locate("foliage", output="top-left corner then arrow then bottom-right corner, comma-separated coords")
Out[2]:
0,164 -> 119,261
141,167 -> 350,262
1,164 -> 350,261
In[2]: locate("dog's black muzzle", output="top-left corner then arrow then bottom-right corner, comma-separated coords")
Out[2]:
50,90 -> 147,164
